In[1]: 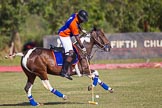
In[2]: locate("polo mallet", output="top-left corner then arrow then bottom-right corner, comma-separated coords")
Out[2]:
85,57 -> 98,105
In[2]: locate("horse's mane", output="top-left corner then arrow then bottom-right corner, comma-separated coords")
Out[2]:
91,26 -> 104,35
91,26 -> 102,32
92,26 -> 97,31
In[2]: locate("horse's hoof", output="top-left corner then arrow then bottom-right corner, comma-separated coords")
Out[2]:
109,88 -> 114,93
29,100 -> 39,106
63,95 -> 68,100
88,85 -> 92,91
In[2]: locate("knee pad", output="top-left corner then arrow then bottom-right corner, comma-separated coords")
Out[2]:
68,50 -> 77,60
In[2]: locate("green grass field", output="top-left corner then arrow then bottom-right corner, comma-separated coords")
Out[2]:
0,68 -> 162,108
1,57 -> 162,66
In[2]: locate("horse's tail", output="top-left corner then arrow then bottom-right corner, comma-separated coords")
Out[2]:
5,52 -> 24,59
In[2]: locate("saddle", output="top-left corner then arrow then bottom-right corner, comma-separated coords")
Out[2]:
50,45 -> 79,66
50,45 -> 65,53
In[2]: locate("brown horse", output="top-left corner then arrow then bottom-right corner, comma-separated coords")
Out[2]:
8,27 -> 113,106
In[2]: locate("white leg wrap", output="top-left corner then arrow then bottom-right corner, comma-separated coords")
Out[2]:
42,80 -> 48,90
92,70 -> 99,76
98,78 -> 102,84
28,84 -> 33,97
75,64 -> 82,77
42,80 -> 53,91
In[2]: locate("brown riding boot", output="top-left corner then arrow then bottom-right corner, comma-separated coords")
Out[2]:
60,56 -> 73,80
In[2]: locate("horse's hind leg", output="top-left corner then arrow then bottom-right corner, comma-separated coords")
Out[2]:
24,71 -> 39,106
40,72 -> 67,100
89,70 -> 114,93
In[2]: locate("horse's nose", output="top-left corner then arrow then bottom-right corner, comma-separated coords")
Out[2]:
104,44 -> 111,52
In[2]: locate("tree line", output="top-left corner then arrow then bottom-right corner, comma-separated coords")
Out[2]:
0,0 -> 162,41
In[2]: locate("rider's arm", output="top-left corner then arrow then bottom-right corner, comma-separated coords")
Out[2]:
75,35 -> 84,48
75,35 -> 87,55
69,20 -> 84,48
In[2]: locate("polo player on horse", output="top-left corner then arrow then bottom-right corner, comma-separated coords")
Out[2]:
58,10 -> 88,80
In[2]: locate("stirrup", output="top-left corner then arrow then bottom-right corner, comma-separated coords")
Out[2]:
64,74 -> 73,80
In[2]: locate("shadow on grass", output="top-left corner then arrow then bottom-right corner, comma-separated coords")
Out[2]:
0,102 -> 30,106
0,101 -> 85,106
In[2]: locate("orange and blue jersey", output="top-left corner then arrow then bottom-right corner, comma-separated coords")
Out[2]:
58,13 -> 80,37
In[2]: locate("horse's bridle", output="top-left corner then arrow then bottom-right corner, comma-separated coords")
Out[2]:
91,30 -> 111,51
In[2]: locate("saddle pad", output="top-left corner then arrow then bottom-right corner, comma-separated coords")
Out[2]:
54,52 -> 63,66
54,51 -> 78,66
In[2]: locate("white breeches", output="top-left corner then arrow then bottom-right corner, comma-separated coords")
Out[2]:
59,36 -> 73,55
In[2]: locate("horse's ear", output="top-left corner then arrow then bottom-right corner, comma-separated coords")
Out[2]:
93,26 -> 97,31
101,28 -> 104,32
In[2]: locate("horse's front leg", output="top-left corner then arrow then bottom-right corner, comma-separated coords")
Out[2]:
79,58 -> 113,92
88,70 -> 114,93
